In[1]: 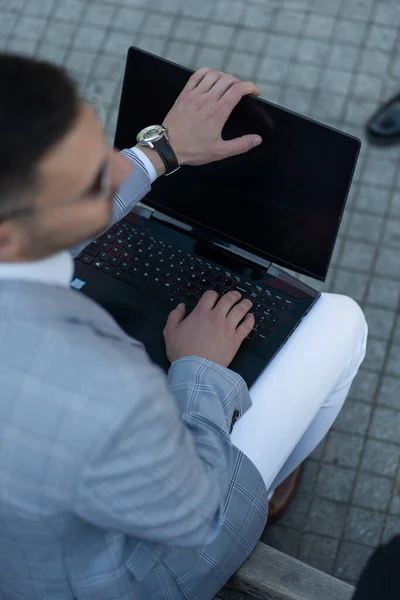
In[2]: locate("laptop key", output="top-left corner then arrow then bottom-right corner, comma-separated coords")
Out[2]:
82,254 -> 93,265
93,260 -> 104,269
85,245 -> 100,257
104,265 -> 114,275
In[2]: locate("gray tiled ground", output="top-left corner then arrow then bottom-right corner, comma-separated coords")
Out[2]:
2,0 -> 400,591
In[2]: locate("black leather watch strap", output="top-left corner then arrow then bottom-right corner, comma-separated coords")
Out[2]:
152,136 -> 180,175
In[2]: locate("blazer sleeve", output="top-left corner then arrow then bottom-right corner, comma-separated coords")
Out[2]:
73,332 -> 252,548
70,149 -> 151,258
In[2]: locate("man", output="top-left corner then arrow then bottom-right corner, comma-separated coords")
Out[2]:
0,54 -> 367,600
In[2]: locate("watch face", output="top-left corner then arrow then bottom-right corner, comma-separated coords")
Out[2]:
137,124 -> 165,144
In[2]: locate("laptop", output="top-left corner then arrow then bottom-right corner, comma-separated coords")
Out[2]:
73,47 -> 360,387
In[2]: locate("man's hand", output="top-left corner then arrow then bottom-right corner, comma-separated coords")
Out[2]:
163,290 -> 255,367
163,68 -> 263,167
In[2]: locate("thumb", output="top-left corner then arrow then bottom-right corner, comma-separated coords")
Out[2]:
220,134 -> 262,159
166,303 -> 186,329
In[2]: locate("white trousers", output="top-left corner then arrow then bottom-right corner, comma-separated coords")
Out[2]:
231,293 -> 368,493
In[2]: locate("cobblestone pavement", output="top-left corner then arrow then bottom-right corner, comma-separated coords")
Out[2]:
1,0 -> 399,589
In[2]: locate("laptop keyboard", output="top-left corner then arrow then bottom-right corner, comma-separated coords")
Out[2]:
77,220 -> 295,346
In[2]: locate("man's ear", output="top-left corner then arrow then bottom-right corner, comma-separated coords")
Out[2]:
0,223 -> 21,262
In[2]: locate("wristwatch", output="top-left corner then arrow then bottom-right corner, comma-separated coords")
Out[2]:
136,125 -> 180,176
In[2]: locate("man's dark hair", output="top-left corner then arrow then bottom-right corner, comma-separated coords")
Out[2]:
0,53 -> 79,218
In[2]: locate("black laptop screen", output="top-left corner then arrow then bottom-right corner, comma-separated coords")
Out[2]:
114,48 -> 360,281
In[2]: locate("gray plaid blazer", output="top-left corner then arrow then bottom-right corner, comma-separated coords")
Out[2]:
0,152 -> 268,600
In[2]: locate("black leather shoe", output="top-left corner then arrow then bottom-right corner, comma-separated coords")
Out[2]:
367,93 -> 400,145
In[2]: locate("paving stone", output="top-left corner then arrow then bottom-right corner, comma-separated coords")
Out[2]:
53,0 -> 84,23
363,306 -> 396,341
182,0 -> 213,19
334,542 -> 374,585
394,321 -> 400,345
332,270 -> 367,302
352,73 -> 384,102
35,42 -> 67,64
174,17 -> 205,43
277,492 -> 312,530
204,24 -> 235,47
13,15 -> 46,42
104,31 -> 137,56
359,48 -> 391,77
348,211 -> 383,243
373,2 -> 400,26
261,524 -> 300,557
6,37 -> 37,55
382,219 -> 400,250
369,407 -> 400,443
361,439 -> 400,478
362,339 -> 387,372
381,516 -> 400,543
74,25 -> 107,51
196,46 -> 225,70
345,507 -> 385,546
310,0 -> 341,16
265,33 -> 298,61
311,90 -> 346,124
305,497 -> 347,538
390,191 -> 400,218
92,55 -> 126,81
352,472 -> 393,511
377,375 -> 400,409
320,69 -> 352,95
213,1 -> 243,25
235,30 -> 266,55
294,38 -> 328,65
243,5 -> 274,30
387,344 -> 400,377
225,52 -> 258,79
315,464 -> 356,503
355,183 -> 391,215
389,491 -> 400,516
24,0 -> 56,17
342,0 -> 375,20
349,369 -> 379,403
332,18 -> 367,46
281,88 -> 313,115
376,246 -> 400,279
258,57 -> 289,84
333,399 -> 372,436
289,63 -> 321,90
328,43 -> 359,72
84,4 -> 115,27
323,431 -> 364,469
303,14 -> 336,39
366,24 -> 398,52
167,41 -> 198,67
138,36 -> 168,58
42,19 -> 76,46
366,277 -> 400,309
112,7 -> 146,33
274,11 -> 305,35
341,239 -> 375,272
141,13 -> 175,37
299,459 -> 319,493
298,533 -> 338,573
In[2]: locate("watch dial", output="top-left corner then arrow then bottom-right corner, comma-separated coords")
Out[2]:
138,125 -> 164,143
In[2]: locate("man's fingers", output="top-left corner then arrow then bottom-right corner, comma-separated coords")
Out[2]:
183,67 -> 214,92
228,298 -> 253,325
197,71 -> 222,93
218,134 -> 262,159
164,303 -> 186,332
215,290 -> 242,316
197,290 -> 219,310
219,81 -> 261,119
208,73 -> 240,100
236,313 -> 255,338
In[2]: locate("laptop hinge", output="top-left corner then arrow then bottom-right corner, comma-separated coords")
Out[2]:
136,202 -> 273,271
